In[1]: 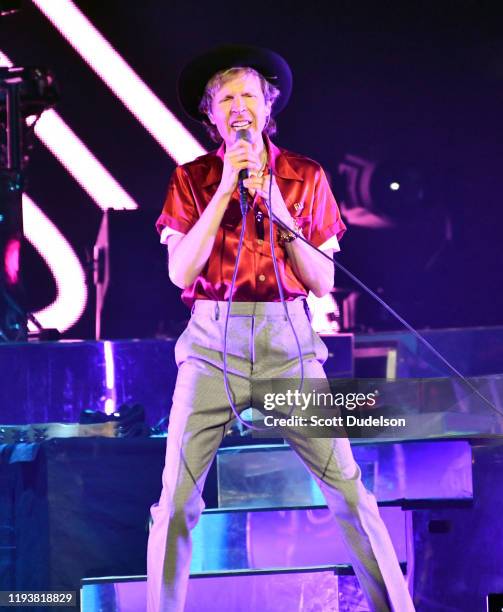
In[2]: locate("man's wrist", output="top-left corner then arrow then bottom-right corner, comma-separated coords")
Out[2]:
277,217 -> 303,245
214,184 -> 234,204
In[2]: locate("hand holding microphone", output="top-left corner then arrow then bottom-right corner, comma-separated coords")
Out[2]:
230,129 -> 271,202
218,130 -> 293,227
219,129 -> 262,196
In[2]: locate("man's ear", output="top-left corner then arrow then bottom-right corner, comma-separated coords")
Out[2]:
207,112 -> 215,126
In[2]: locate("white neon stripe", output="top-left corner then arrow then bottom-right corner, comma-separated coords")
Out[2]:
103,340 -> 116,414
33,0 -> 206,165
35,110 -> 138,211
0,49 -> 138,211
104,340 -> 115,390
23,194 -> 88,332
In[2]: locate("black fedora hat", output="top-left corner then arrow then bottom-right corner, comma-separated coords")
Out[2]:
177,44 -> 292,121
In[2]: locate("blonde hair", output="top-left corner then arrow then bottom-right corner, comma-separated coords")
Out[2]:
198,66 -> 281,143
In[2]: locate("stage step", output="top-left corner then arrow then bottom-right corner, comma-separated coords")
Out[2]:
190,505 -> 409,573
216,439 -> 473,510
81,564 -> 406,612
81,502 -> 411,610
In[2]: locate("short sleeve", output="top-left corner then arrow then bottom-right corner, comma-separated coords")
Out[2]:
155,166 -> 199,237
309,167 -> 347,248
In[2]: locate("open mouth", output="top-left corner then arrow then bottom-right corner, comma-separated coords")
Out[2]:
231,120 -> 252,130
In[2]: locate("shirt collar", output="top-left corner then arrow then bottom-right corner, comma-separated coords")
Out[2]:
202,133 -> 303,187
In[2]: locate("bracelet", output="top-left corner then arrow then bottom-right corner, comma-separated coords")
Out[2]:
277,218 -> 303,245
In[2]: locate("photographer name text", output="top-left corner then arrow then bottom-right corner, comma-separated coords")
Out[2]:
263,414 -> 406,428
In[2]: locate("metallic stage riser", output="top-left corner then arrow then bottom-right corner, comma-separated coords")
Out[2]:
81,571 -> 359,612
190,507 -> 407,573
216,441 -> 473,509
0,336 -> 351,425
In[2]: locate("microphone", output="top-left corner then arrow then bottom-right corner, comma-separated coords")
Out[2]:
236,128 -> 252,215
236,128 -> 252,183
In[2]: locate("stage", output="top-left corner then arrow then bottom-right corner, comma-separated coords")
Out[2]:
0,329 -> 502,610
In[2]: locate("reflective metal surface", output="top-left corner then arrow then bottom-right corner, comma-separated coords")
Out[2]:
82,571 -> 349,612
191,506 -> 407,572
0,339 -> 178,425
217,441 -> 473,509
0,336 -> 352,426
356,326 -> 503,378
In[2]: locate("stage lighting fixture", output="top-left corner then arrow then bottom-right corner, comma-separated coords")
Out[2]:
0,66 -> 58,120
369,161 -> 427,220
337,153 -> 431,228
0,50 -> 137,334
0,66 -> 58,340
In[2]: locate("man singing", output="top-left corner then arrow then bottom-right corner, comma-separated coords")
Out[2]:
147,45 -> 415,612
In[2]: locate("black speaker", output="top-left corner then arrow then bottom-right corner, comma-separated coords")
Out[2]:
94,209 -> 189,339
487,594 -> 503,612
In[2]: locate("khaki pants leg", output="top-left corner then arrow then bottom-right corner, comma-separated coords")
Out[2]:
147,306 -> 254,612
252,310 -> 415,612
147,363 -> 249,612
284,402 -> 415,612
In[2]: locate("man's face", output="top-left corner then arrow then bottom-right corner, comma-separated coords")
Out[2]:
208,71 -> 272,147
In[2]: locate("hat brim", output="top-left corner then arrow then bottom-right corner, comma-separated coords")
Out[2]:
177,44 -> 292,121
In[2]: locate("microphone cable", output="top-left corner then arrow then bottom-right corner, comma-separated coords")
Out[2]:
222,175 -> 270,431
222,166 -> 309,434
263,167 -> 305,418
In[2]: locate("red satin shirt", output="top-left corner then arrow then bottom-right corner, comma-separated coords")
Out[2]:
156,135 -> 346,307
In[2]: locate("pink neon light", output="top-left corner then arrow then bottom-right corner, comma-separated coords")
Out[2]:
33,0 -> 206,165
23,194 -> 88,332
4,238 -> 21,285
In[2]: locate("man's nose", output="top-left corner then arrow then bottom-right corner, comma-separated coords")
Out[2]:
231,96 -> 246,113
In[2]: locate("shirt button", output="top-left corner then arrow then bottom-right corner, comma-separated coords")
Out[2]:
258,274 -> 266,282
257,239 -> 264,245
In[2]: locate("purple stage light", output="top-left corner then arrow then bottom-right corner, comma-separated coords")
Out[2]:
103,340 -> 116,415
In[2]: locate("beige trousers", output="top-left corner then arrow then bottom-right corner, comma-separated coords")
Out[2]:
147,300 -> 415,612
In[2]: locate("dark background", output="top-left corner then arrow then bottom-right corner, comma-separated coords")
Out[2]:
2,0 -> 503,337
